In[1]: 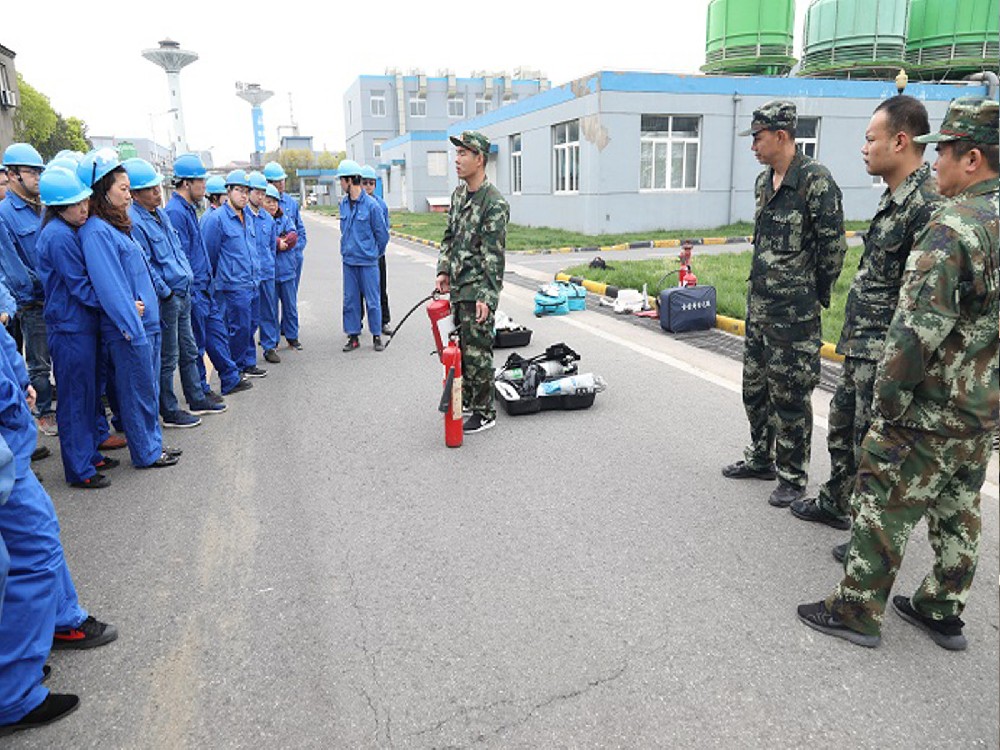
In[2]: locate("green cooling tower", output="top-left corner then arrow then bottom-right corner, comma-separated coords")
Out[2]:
906,0 -> 1000,79
800,0 -> 909,78
702,0 -> 796,76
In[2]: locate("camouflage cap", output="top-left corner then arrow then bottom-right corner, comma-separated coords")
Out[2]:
739,100 -> 798,136
449,130 -> 490,155
914,96 -> 999,144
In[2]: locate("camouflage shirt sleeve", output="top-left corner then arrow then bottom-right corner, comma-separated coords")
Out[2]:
436,189 -> 460,277
475,196 -> 509,310
807,170 -> 846,308
874,223 -> 962,421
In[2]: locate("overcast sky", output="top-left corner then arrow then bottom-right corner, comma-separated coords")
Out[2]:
5,0 -> 810,165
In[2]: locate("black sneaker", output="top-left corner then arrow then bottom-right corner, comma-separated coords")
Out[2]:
721,460 -> 777,480
69,473 -> 111,489
223,377 -> 254,395
188,399 -> 227,415
463,412 -> 496,434
343,335 -> 360,352
789,498 -> 851,530
287,338 -> 303,350
769,481 -> 806,508
52,615 -> 118,650
138,452 -> 179,469
31,445 -> 51,462
892,595 -> 968,651
204,389 -> 225,405
832,542 -> 849,564
373,336 -> 384,352
263,348 -> 281,364
0,693 -> 80,736
163,445 -> 184,458
243,366 -> 267,378
797,601 -> 881,648
382,325 -> 393,337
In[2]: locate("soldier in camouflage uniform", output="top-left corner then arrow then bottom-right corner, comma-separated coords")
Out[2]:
791,96 -> 942,540
722,101 -> 847,508
435,131 -> 509,434
799,97 -> 1000,650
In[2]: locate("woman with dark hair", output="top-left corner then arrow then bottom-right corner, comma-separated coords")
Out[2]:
77,150 -> 177,469
35,166 -> 115,488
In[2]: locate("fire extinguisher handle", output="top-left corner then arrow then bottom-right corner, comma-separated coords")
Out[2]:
439,367 -> 455,413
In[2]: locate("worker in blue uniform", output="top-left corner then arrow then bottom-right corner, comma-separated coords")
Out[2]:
202,170 -> 265,378
248,172 -> 280,364
77,149 -> 178,470
166,157 -> 247,399
262,185 -> 299,354
359,165 -> 392,335
337,160 -> 388,352
263,161 -> 306,349
203,176 -> 227,215
35,166 -> 112,489
0,144 -> 56,437
0,321 -> 117,737
244,172 -> 269,369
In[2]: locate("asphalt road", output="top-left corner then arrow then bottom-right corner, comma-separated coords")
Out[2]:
12,213 -> 998,749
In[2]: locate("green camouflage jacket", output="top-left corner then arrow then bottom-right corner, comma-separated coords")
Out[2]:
838,163 -> 942,360
748,152 -> 847,325
436,178 -> 509,310
875,176 -> 1000,436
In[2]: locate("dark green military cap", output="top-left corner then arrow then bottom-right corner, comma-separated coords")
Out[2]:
449,130 -> 491,155
740,100 -> 798,136
914,96 -> 999,144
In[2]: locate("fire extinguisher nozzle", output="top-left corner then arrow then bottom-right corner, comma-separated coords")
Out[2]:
439,367 -> 455,413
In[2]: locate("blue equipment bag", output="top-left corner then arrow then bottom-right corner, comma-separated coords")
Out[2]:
658,286 -> 717,333
534,287 -> 569,317
557,281 -> 588,311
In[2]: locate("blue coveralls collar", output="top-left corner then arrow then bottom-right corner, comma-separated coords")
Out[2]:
3,189 -> 42,217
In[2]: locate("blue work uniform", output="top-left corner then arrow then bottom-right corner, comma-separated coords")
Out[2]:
202,203 -> 258,371
360,193 -> 392,328
340,190 -> 388,336
0,325 -> 88,725
279,192 -> 307,290
36,216 -> 105,484
79,217 -> 163,468
130,204 -> 204,415
0,193 -> 52,416
272,210 -> 299,343
166,195 -> 242,395
249,205 -> 279,352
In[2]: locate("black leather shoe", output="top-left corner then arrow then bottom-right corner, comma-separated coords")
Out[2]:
0,693 -> 80,736
789,498 -> 851,530
769,482 -> 806,508
69,474 -> 111,489
31,445 -> 51,462
263,348 -> 281,364
373,336 -> 384,352
140,452 -> 179,469
287,338 -> 303,350
797,601 -> 881,648
721,460 -> 777,480
224,377 -> 253,395
832,542 -> 849,564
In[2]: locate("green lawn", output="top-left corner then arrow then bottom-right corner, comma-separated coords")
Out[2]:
563,244 -> 864,345
307,207 -> 869,253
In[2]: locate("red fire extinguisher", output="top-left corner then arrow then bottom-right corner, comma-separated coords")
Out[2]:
678,242 -> 697,287
438,336 -> 463,448
426,296 -> 455,362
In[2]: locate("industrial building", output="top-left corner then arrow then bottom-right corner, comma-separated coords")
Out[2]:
346,0 -> 998,233
0,44 -> 19,152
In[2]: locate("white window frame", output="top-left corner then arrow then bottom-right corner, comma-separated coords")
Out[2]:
552,120 -> 580,194
427,151 -> 448,177
370,92 -> 386,117
796,117 -> 820,159
510,133 -> 522,195
447,96 -> 465,118
475,97 -> 491,116
639,115 -> 701,192
373,139 -> 385,159
409,96 -> 427,118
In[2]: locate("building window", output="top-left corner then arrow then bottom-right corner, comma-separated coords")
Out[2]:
796,117 -> 820,159
475,97 -> 491,116
448,96 -> 465,118
373,139 -> 385,159
510,133 -> 522,194
553,120 -> 580,194
427,151 -> 448,177
639,115 -> 700,191
872,174 -> 886,187
409,96 -> 426,118
370,92 -> 386,117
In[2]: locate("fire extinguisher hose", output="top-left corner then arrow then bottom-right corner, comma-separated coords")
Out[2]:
382,291 -> 437,351
439,366 -> 455,413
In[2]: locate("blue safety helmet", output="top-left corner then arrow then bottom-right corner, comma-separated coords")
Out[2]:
360,165 -> 378,180
39,166 -> 93,207
247,170 -> 268,190
46,157 -> 82,174
225,169 -> 250,188
265,184 -> 281,200
205,175 -> 227,195
54,149 -> 85,164
2,143 -> 45,169
77,148 -> 122,188
173,153 -> 208,179
337,159 -> 362,178
262,161 -> 287,181
123,158 -> 164,191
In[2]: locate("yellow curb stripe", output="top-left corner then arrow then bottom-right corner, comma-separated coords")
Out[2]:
702,237 -> 727,245
715,314 -> 745,336
653,239 -> 681,248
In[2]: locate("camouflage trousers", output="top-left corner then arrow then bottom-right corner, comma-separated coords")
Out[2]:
827,420 -> 993,636
455,301 -> 496,420
816,357 -> 877,518
741,319 -> 821,489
